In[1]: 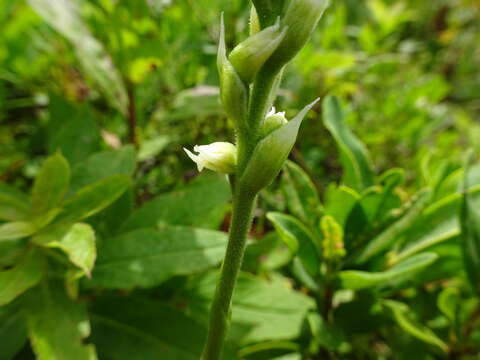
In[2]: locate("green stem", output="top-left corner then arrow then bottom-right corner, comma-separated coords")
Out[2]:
201,187 -> 256,360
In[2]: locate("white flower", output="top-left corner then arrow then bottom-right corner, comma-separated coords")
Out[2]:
183,142 -> 237,174
266,106 -> 286,118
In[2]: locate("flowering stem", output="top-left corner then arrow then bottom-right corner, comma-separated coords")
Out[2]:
201,187 -> 256,360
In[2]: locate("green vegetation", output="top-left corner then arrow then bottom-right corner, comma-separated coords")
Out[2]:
0,0 -> 479,359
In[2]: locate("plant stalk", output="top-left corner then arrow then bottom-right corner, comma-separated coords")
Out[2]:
201,187 -> 256,360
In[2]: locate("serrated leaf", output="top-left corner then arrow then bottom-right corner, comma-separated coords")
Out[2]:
383,300 -> 448,352
323,96 -> 374,192
34,223 -> 96,277
339,252 -> 438,290
90,226 -> 228,289
31,152 -> 70,216
24,281 -> 97,360
0,249 -> 44,306
267,212 -> 320,275
55,175 -> 130,224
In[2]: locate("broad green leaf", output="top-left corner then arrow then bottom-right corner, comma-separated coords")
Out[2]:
55,175 -> 131,223
267,212 -> 320,275
0,221 -> 36,242
324,184 -> 360,228
307,312 -> 345,351
238,341 -> 299,359
184,272 -> 315,343
70,146 -> 136,193
281,160 -> 322,225
355,188 -> 432,264
383,300 -> 448,352
121,175 -> 230,231
0,184 -> 30,221
90,296 -> 235,360
34,223 -> 96,277
90,226 -> 228,289
31,152 -> 70,215
460,154 -> 480,294
24,281 -> 97,360
28,0 -> 128,114
323,96 -> 374,191
0,304 -> 27,360
0,249 -> 44,306
339,252 -> 438,290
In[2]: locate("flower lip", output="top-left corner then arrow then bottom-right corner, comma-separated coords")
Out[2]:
183,142 -> 237,174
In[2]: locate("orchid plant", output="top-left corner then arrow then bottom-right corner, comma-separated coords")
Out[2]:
184,1 -> 329,359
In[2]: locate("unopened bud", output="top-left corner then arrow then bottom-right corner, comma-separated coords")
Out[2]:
320,215 -> 346,260
240,99 -> 319,193
260,107 -> 288,137
217,15 -> 248,130
229,21 -> 286,83
267,0 -> 329,71
184,142 -> 237,174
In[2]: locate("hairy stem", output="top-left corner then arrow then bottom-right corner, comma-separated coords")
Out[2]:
201,188 -> 256,360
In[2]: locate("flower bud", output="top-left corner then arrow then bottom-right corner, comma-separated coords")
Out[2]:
266,0 -> 329,71
240,99 -> 319,193
260,107 -> 288,137
229,21 -> 286,83
184,142 -> 237,174
320,215 -> 346,260
217,15 -> 248,131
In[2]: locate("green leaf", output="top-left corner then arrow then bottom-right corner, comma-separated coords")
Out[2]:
383,300 -> 448,352
0,221 -> 36,242
460,154 -> 480,294
184,272 -> 315,343
24,281 -> 98,360
267,212 -> 320,275
34,223 -> 96,277
323,96 -> 375,191
281,160 -> 322,225
355,188 -> 432,264
70,146 -> 136,193
0,304 -> 27,360
55,175 -> 131,224
90,226 -> 228,289
28,0 -> 128,114
338,252 -> 438,290
0,184 -> 30,221
324,184 -> 360,228
121,175 -> 230,231
437,287 -> 460,323
31,152 -> 70,215
90,296 -> 235,360
0,249 -> 44,306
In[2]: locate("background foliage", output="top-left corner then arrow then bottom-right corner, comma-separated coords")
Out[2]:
0,0 -> 479,359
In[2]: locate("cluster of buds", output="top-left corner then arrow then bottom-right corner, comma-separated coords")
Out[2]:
320,215 -> 346,260
185,0 -> 329,193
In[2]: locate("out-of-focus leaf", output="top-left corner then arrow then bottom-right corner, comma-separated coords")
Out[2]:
0,221 -> 36,242
31,152 -> 70,215
383,300 -> 448,352
24,281 -> 98,360
0,304 -> 27,360
323,96 -> 374,191
0,184 -> 30,221
121,175 -> 230,231
324,184 -> 360,228
339,252 -> 437,290
356,188 -> 432,264
267,212 -> 320,275
90,226 -> 227,289
90,296 -> 236,360
281,160 -> 322,225
70,146 -> 136,193
460,153 -> 480,294
238,341 -> 299,360
56,175 -> 131,223
34,223 -> 96,277
28,0 -> 128,114
307,312 -> 346,351
437,287 -> 460,324
0,249 -> 44,306
184,272 -> 315,344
